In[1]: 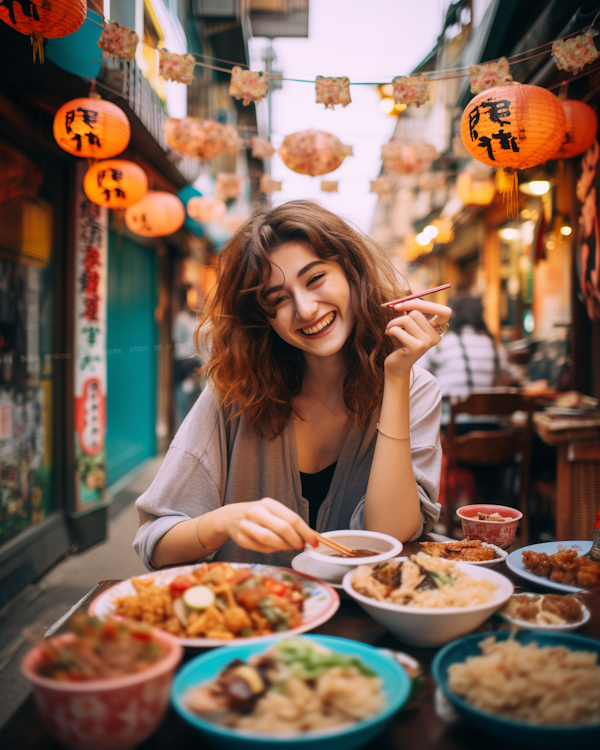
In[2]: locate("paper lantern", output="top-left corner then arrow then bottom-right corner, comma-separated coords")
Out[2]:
456,172 -> 495,206
83,160 -> 147,209
315,76 -> 351,109
460,84 -> 566,216
552,100 -> 598,160
166,118 -> 241,160
125,191 -> 185,237
279,130 -> 352,176
0,0 -> 86,62
187,196 -> 226,223
230,67 -> 269,106
53,96 -> 130,159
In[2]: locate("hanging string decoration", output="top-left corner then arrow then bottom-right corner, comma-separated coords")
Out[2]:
315,76 -> 352,109
53,95 -> 131,159
159,49 -> 195,85
382,140 -> 439,174
83,159 -> 148,209
251,136 -> 275,159
370,176 -> 394,194
186,196 -> 226,223
125,191 -> 185,237
552,99 -> 598,159
460,84 -> 566,217
229,67 -> 269,106
391,75 -> 430,107
469,57 -> 512,94
279,130 -> 352,176
552,31 -> 599,74
216,173 -> 242,201
321,181 -> 338,192
165,118 -> 242,160
97,21 -> 139,61
0,0 -> 87,62
260,175 -> 282,193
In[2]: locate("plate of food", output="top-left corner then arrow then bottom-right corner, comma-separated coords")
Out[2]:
419,539 -> 507,567
506,541 -> 600,593
89,562 -> 340,647
499,592 -> 591,630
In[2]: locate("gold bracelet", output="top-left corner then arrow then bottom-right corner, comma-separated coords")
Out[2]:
196,515 -> 220,552
376,422 -> 411,441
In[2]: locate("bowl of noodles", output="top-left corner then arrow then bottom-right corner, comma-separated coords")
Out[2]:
171,635 -> 411,750
432,630 -> 600,747
342,553 -> 513,647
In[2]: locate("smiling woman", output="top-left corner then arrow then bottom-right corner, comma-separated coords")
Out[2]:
133,201 -> 451,572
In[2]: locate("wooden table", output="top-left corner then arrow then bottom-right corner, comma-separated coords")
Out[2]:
2,542 -> 599,750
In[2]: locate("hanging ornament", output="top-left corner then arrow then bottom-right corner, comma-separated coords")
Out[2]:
552,31 -> 599,74
551,99 -> 598,159
382,140 -> 438,174
125,191 -> 185,237
159,49 -> 195,85
165,118 -> 241,160
460,84 -> 566,217
370,176 -> 394,194
53,95 -> 131,159
279,130 -> 352,176
315,76 -> 352,109
469,57 -> 513,95
97,20 -> 139,61
321,181 -> 338,193
216,173 -> 242,201
0,0 -> 86,62
431,218 -> 454,244
83,159 -> 148,209
456,171 -> 496,206
391,75 -> 430,107
251,136 -> 275,159
186,196 -> 227,223
229,67 -> 269,106
259,175 -> 281,193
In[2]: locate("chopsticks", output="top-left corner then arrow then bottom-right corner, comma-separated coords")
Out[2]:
315,533 -> 356,557
381,283 -> 451,308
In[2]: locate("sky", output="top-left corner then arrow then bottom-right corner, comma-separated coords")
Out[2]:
249,0 -> 445,234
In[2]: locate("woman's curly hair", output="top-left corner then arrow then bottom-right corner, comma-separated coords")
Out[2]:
196,200 -> 410,439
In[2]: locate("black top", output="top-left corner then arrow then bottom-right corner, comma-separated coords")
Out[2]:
300,462 -> 337,529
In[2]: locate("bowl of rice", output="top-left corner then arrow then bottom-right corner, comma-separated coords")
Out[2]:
432,630 -> 600,747
171,634 -> 411,750
342,553 -> 513,647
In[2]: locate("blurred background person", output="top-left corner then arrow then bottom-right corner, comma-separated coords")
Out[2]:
172,287 -> 204,429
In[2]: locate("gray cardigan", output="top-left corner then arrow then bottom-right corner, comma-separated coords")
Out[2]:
134,365 -> 442,570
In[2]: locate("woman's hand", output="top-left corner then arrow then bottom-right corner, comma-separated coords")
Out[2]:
384,298 -> 451,379
219,498 -> 318,554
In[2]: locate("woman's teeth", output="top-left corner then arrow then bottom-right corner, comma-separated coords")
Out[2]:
301,311 -> 336,335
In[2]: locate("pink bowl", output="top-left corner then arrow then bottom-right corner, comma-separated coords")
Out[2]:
21,629 -> 183,750
456,504 -> 523,549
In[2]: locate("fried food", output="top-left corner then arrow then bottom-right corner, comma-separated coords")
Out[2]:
502,593 -> 583,624
420,539 -> 495,562
522,546 -> 600,589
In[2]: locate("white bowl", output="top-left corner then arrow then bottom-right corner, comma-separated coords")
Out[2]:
342,559 -> 513,647
498,592 -> 591,631
304,530 -> 403,584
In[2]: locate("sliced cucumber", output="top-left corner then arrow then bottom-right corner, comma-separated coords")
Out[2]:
183,585 -> 215,611
172,595 -> 190,626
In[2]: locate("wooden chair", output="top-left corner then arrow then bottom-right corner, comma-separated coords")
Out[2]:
441,390 -> 537,543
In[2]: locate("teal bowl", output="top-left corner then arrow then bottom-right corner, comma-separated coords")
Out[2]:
432,630 -> 600,748
171,635 -> 411,750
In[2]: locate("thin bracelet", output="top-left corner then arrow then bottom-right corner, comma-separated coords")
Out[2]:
196,515 -> 220,552
376,422 -> 411,441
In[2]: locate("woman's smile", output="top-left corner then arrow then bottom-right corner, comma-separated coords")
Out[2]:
298,310 -> 337,337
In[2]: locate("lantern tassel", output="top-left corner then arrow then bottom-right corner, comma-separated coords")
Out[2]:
496,168 -> 518,219
31,33 -> 44,64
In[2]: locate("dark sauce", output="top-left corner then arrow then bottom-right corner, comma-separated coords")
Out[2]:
329,548 -> 377,558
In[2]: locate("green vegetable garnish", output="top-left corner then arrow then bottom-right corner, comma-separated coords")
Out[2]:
428,570 -> 453,588
272,638 -> 376,679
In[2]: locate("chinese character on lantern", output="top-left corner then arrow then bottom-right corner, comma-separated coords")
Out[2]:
470,57 -> 513,94
315,76 -> 352,109
230,67 -> 269,106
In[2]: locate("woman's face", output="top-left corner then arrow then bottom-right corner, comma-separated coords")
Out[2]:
263,242 -> 355,358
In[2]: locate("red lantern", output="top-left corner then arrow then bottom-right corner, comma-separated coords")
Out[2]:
83,160 -> 148,209
125,192 -> 185,237
53,96 -> 131,159
0,0 -> 87,62
552,100 -> 598,160
279,130 -> 352,176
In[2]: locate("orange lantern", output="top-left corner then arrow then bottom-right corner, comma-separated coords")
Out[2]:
0,0 -> 86,62
551,100 -> 598,160
187,196 -> 226,223
125,191 -> 185,237
456,172 -> 495,206
460,84 -> 566,216
83,160 -> 148,209
53,96 -> 131,159
279,130 -> 352,176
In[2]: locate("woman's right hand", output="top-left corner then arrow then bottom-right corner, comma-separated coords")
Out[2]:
220,498 -> 318,554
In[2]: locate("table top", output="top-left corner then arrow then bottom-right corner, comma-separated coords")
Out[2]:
3,541 -> 600,750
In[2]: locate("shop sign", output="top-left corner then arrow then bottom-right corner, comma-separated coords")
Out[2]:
73,161 -> 108,511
